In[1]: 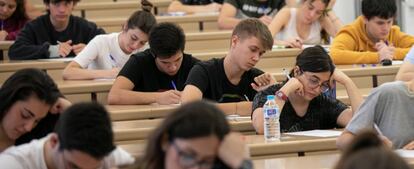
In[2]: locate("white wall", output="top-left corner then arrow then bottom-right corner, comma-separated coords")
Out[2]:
402,0 -> 414,35
333,0 -> 356,25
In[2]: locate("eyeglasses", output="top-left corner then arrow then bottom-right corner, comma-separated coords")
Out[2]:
301,71 -> 330,93
171,141 -> 215,169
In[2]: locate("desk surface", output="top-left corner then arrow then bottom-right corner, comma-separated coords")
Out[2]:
118,134 -> 338,158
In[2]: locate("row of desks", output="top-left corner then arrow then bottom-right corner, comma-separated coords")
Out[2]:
0,64 -> 399,104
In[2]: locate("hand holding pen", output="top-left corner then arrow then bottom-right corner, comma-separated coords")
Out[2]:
374,123 -> 393,148
57,40 -> 73,57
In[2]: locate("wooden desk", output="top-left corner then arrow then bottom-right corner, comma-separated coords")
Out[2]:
95,13 -> 219,33
0,60 -> 68,82
34,0 -> 170,19
118,134 -> 338,158
56,80 -> 113,104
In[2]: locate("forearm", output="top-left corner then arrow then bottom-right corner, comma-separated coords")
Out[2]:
218,16 -> 240,30
217,102 -> 253,116
107,89 -> 159,105
63,68 -> 115,80
394,48 -> 411,60
168,1 -> 209,13
341,78 -> 363,114
336,131 -> 355,151
252,108 -> 265,134
330,48 -> 379,64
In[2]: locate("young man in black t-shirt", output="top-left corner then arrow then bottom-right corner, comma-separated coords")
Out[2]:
108,23 -> 199,105
168,0 -> 223,13
181,18 -> 275,104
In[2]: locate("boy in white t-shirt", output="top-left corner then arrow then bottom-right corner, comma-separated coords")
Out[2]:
0,102 -> 135,169
62,3 -> 156,80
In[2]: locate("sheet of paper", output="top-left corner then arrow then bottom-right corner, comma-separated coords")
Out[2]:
284,130 -> 342,137
395,149 -> 414,158
392,60 -> 404,65
38,58 -> 74,62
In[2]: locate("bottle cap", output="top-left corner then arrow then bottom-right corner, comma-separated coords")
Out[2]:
267,95 -> 275,100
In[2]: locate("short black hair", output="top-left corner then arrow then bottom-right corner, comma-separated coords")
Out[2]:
0,68 -> 61,121
55,102 -> 115,159
148,22 -> 185,59
43,0 -> 80,4
362,0 -> 397,20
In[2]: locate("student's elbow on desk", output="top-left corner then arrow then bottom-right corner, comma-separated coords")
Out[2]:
181,85 -> 203,104
252,108 -> 265,134
336,130 -> 355,151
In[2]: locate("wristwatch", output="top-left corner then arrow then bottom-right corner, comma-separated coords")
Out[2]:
238,159 -> 253,169
275,90 -> 288,101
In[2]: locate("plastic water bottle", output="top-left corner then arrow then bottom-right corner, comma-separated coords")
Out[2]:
263,95 -> 280,141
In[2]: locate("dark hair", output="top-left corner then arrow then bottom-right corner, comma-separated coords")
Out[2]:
334,130 -> 410,169
43,0 -> 80,5
232,18 -> 273,51
148,22 -> 185,59
141,101 -> 231,169
289,45 -> 335,79
124,0 -> 156,34
362,0 -> 396,20
8,0 -> 28,22
55,102 -> 115,159
0,68 -> 61,121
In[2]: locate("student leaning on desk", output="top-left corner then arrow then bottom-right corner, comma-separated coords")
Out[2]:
8,0 -> 105,60
181,18 -> 276,104
330,0 -> 414,65
138,101 -> 252,169
62,0 -> 157,80
0,0 -> 30,41
0,68 -> 71,152
337,79 -> 414,150
107,22 -> 200,105
251,46 -> 363,134
268,0 -> 342,49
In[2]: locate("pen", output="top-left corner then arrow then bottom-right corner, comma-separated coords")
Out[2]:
282,68 -> 291,79
374,123 -> 384,136
171,80 -> 177,90
109,54 -> 117,68
243,94 -> 250,101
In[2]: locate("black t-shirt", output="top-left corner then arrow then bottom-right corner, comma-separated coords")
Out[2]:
180,0 -> 223,5
119,49 -> 200,92
185,58 -> 264,103
252,83 -> 348,132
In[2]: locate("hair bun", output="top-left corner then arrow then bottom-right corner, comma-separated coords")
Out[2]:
141,0 -> 153,12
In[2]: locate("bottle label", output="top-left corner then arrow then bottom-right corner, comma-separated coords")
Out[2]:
265,108 -> 277,117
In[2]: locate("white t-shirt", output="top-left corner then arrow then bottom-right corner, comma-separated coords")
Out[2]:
73,32 -> 139,70
0,135 -> 135,169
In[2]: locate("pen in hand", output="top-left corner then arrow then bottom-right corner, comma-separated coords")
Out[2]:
282,68 -> 291,80
171,80 -> 178,90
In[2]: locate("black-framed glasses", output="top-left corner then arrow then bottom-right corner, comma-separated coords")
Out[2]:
301,71 -> 331,93
171,142 -> 215,169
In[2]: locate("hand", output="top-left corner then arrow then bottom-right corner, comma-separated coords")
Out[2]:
0,30 -> 8,40
156,90 -> 181,105
108,68 -> 120,78
280,77 -> 304,96
403,141 -> 414,150
58,40 -> 73,57
259,15 -> 273,25
206,2 -> 222,12
218,132 -> 250,169
72,43 -> 86,55
251,73 -> 277,92
49,98 -> 72,114
380,135 -> 393,149
285,37 -> 303,48
375,41 -> 394,62
331,69 -> 350,86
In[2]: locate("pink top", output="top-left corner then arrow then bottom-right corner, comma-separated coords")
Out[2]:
1,18 -> 29,40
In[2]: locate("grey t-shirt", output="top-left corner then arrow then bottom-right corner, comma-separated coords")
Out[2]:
346,81 -> 414,149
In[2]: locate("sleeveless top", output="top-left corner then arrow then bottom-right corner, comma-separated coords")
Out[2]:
276,8 -> 322,44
